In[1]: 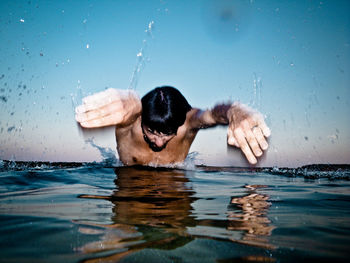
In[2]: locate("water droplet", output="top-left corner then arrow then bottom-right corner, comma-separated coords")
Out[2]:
327,134 -> 338,144
148,21 -> 154,31
7,126 -> 15,132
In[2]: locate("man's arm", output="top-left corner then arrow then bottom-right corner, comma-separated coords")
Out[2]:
75,88 -> 142,128
189,103 -> 232,129
189,102 -> 271,164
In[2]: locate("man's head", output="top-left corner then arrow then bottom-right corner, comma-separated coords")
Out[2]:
141,86 -> 192,152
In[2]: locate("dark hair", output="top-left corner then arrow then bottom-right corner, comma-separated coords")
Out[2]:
141,86 -> 192,135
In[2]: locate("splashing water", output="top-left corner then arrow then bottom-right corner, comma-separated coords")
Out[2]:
128,21 -> 155,90
250,73 -> 262,109
85,138 -> 121,167
70,80 -> 84,115
146,151 -> 200,170
72,20 -> 157,165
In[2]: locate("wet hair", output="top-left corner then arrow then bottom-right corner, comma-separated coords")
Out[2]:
141,86 -> 192,135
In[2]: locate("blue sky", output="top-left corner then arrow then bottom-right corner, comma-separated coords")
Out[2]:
0,0 -> 349,167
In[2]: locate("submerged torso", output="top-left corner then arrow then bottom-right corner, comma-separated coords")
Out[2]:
115,111 -> 198,166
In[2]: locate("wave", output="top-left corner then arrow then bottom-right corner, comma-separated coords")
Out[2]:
263,164 -> 350,180
1,160 -> 349,180
196,164 -> 350,180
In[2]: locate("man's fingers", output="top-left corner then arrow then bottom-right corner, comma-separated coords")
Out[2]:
242,120 -> 262,157
253,127 -> 269,150
245,129 -> 262,157
257,117 -> 271,138
80,112 -> 125,128
76,88 -> 127,114
76,89 -> 138,114
82,88 -> 117,105
75,101 -> 123,123
234,128 -> 257,165
77,97 -> 122,114
227,128 -> 239,147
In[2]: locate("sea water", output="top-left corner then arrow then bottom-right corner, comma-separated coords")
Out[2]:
0,160 -> 349,263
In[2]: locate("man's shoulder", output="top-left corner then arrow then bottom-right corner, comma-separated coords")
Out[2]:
183,108 -> 205,130
176,108 -> 201,136
116,116 -> 141,135
186,108 -> 201,121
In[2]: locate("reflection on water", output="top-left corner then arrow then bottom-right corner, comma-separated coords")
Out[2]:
78,167 -> 274,262
1,164 -> 350,262
228,185 -> 275,248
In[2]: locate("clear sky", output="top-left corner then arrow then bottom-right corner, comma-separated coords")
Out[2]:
0,0 -> 349,167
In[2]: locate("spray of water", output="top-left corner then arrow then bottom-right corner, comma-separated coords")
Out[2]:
73,19 -> 158,163
70,80 -> 83,114
250,73 -> 262,109
85,138 -> 121,167
128,21 -> 155,90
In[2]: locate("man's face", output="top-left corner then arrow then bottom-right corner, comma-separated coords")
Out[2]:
142,124 -> 176,152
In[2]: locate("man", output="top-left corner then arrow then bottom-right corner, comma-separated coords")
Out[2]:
75,86 -> 270,166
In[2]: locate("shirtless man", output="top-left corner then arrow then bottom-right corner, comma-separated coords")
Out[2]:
75,86 -> 270,166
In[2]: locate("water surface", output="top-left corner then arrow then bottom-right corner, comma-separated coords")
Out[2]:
0,161 -> 349,262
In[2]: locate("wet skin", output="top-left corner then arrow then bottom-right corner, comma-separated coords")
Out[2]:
141,124 -> 176,152
75,88 -> 271,166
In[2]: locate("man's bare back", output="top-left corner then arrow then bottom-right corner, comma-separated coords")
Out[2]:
75,87 -> 271,166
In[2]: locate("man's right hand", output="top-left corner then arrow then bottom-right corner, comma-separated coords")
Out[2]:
75,88 -> 141,128
226,103 -> 271,165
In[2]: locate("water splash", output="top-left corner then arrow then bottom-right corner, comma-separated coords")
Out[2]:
250,73 -> 262,109
85,138 -> 121,167
267,164 -> 350,180
182,151 -> 201,169
146,21 -> 155,37
128,21 -> 155,90
70,80 -> 84,113
147,151 -> 200,170
0,96 -> 7,102
7,126 -> 15,133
